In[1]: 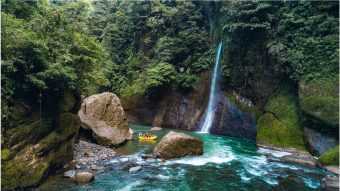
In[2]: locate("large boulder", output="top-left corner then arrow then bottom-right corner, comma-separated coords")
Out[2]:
153,131 -> 203,160
78,92 -> 131,146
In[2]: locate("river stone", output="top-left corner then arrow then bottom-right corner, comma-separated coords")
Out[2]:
153,131 -> 203,160
141,153 -> 155,159
321,175 -> 339,189
74,172 -> 95,183
78,92 -> 131,146
64,170 -> 75,178
281,154 -> 319,167
129,166 -> 142,174
151,126 -> 162,131
91,165 -> 104,170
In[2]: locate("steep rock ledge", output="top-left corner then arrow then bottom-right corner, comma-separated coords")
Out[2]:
1,91 -> 80,190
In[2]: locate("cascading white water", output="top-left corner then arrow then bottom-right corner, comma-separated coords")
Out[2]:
200,42 -> 223,133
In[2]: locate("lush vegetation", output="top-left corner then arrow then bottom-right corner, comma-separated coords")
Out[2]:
1,0 -> 338,150
220,1 -> 339,85
318,145 -> 339,165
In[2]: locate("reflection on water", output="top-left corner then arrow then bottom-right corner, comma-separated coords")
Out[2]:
41,124 -> 330,191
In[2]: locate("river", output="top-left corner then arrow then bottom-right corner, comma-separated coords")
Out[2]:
41,124 -> 330,191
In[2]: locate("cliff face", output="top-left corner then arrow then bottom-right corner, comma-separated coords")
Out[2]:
1,91 -> 80,190
210,93 -> 256,140
122,72 -> 210,131
122,71 -> 257,140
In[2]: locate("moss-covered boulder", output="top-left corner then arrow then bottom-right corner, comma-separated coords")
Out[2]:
299,77 -> 339,129
318,145 -> 339,165
2,146 -> 50,190
256,87 -> 306,150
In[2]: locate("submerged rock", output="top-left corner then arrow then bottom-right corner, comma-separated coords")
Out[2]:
75,172 -> 95,184
153,131 -> 203,160
78,92 -> 131,146
129,166 -> 142,174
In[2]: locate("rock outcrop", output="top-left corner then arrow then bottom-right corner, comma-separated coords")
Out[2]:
122,72 -> 211,131
256,87 -> 306,150
122,72 -> 256,140
1,91 -> 80,190
299,79 -> 339,129
257,142 -> 319,167
78,92 -> 131,146
153,131 -> 203,160
210,93 -> 256,139
303,127 -> 337,156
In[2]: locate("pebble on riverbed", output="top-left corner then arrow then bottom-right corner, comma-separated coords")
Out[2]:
73,140 -> 116,170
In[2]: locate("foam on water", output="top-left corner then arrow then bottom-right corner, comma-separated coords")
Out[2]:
119,180 -> 142,191
156,174 -> 171,180
300,176 -> 320,188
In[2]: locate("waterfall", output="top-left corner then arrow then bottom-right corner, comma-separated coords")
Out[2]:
200,42 -> 223,133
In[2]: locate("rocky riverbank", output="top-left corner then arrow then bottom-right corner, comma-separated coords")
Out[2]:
72,140 -> 116,170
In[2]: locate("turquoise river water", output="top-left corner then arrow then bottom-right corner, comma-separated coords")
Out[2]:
41,124 -> 331,191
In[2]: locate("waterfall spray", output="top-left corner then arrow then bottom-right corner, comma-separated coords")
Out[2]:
200,42 -> 223,133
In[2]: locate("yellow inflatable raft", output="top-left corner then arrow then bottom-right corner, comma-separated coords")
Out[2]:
139,134 -> 157,140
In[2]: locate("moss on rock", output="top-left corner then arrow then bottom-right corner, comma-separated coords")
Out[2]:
299,77 -> 339,128
318,145 -> 339,165
256,86 -> 306,150
1,146 -> 49,190
1,149 -> 11,161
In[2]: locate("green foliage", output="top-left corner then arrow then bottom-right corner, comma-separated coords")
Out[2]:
95,0 -> 210,95
1,1 -> 110,105
299,77 -> 339,128
155,36 -> 189,63
220,1 -> 338,86
175,73 -> 200,90
318,145 -> 339,165
122,63 -> 176,97
1,149 -> 11,161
